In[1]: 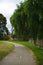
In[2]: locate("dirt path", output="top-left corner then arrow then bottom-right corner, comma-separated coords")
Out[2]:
0,42 -> 37,65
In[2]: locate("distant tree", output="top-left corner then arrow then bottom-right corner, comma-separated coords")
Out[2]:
0,13 -> 9,39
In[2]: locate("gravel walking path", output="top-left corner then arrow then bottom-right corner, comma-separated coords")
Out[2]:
0,42 -> 37,65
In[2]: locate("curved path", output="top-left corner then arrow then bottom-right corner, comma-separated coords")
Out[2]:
0,41 -> 37,65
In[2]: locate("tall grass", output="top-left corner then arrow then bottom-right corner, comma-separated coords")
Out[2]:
0,41 -> 14,60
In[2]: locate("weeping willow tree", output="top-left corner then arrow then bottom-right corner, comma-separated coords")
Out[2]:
10,0 -> 43,47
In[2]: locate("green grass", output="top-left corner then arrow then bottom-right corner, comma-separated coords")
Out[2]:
10,40 -> 43,65
0,41 -> 14,60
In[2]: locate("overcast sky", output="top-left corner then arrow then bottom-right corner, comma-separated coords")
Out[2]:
0,0 -> 24,32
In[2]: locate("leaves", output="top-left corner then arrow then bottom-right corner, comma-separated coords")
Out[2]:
10,0 -> 43,42
0,13 -> 9,39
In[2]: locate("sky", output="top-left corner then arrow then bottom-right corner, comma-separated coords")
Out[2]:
0,0 -> 24,33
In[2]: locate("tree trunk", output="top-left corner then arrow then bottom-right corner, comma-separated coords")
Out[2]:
38,39 -> 43,48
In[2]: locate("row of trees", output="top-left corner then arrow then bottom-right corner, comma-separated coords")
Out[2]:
10,0 -> 43,46
0,14 -> 9,40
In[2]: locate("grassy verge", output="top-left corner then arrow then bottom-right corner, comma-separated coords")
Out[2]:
0,41 -> 14,60
10,40 -> 43,65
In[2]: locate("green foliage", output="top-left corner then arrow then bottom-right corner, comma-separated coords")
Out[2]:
38,17 -> 43,40
0,13 -> 9,40
10,0 -> 43,44
25,0 -> 43,43
10,3 -> 30,40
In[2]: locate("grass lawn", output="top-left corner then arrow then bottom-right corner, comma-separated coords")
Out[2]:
0,41 -> 14,60
10,40 -> 43,65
